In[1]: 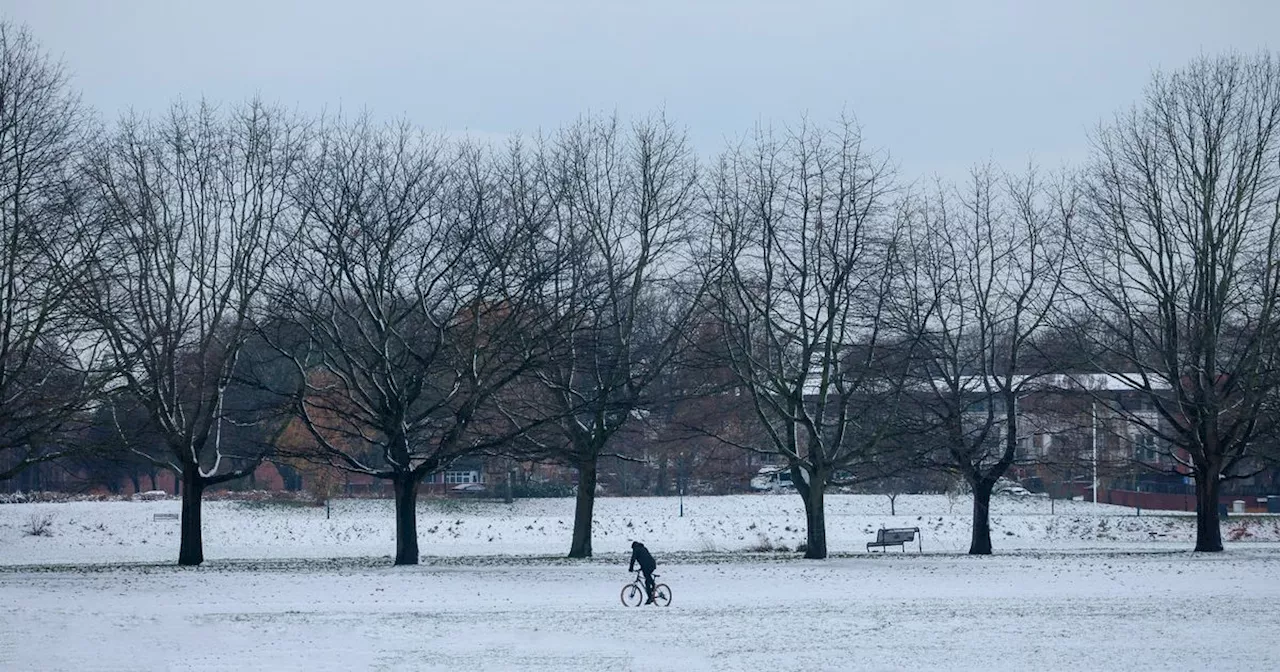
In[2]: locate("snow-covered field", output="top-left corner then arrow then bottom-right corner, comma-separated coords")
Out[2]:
3,495 -> 1279,670
4,493 -> 1280,565
3,550 -> 1279,670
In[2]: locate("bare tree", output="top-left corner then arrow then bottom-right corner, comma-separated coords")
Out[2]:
512,113 -> 704,558
1073,53 -> 1280,552
0,22 -> 96,483
270,120 -> 554,565
708,119 -> 908,559
76,100 -> 305,565
894,165 -> 1073,554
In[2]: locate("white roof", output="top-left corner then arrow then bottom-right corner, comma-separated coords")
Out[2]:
1023,373 -> 1172,392
799,371 -> 1171,396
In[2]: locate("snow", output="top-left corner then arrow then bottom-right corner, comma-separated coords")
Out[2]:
3,551 -> 1278,670
2,493 -> 1276,566
2,494 -> 1278,670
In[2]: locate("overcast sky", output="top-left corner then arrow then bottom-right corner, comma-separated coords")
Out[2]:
4,0 -> 1278,182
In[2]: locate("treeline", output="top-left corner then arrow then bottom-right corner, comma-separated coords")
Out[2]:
2,20 -> 1279,563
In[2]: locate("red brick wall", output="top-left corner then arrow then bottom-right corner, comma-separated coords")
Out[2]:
1098,489 -> 1273,513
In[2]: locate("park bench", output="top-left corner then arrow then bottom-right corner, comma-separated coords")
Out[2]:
153,513 -> 179,522
867,527 -> 921,553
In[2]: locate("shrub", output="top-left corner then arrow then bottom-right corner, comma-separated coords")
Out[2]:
209,489 -> 313,504
1228,523 -> 1253,541
746,533 -> 776,552
511,482 -> 574,498
1,492 -> 123,504
23,512 -> 54,537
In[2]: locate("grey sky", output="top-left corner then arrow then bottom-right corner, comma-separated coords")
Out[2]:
4,0 -> 1278,182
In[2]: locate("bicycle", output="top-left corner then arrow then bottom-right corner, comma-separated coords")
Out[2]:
620,570 -> 672,607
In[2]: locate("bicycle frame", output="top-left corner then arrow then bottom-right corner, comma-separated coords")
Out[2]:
633,569 -> 658,590
621,570 -> 671,607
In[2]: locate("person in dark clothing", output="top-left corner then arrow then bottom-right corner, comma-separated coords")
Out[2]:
628,541 -> 658,604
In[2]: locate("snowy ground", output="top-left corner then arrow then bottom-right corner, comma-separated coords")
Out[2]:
4,493 -> 1279,565
2,495 -> 1278,670
3,551 -> 1279,671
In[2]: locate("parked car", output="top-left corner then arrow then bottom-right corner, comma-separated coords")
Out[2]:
994,478 -> 1033,497
750,466 -> 794,492
450,483 -> 487,498
955,477 -> 1036,497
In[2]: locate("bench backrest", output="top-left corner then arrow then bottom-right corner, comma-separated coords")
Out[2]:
878,528 -> 917,544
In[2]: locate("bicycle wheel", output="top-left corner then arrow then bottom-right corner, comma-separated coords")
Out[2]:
620,583 -> 644,607
652,583 -> 672,607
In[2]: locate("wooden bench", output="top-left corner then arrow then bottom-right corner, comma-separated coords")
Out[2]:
867,527 -> 921,553
153,513 -> 179,522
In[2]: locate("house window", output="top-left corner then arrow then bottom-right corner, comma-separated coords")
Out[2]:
1018,433 -> 1049,459
1135,434 -> 1160,463
444,471 -> 478,484
1125,395 -> 1156,412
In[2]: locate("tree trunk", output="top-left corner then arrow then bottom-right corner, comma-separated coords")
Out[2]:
655,454 -> 668,496
178,470 -> 205,566
393,473 -> 421,565
799,473 -> 828,559
568,460 -> 597,558
1193,468 -> 1224,552
503,466 -> 514,505
969,480 -> 994,555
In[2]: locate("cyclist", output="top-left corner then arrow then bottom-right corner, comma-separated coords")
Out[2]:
628,541 -> 658,604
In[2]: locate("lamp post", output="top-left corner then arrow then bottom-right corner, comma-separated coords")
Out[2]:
678,452 -> 685,517
1091,400 -> 1098,504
